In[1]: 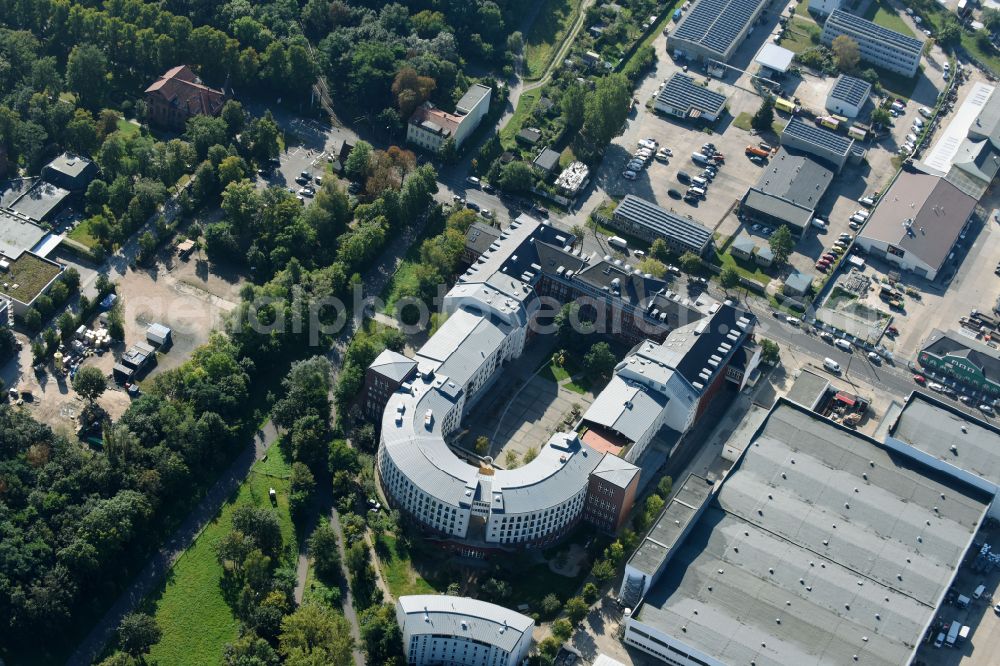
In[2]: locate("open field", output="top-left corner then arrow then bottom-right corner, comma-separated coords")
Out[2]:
379,534 -> 436,598
67,217 -> 101,249
144,446 -> 295,666
863,2 -> 915,37
500,89 -> 541,148
524,0 -> 584,79
780,16 -> 822,54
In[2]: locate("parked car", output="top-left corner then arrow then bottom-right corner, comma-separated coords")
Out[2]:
483,183 -> 496,194
834,338 -> 853,352
928,382 -> 945,392
638,138 -> 658,150
867,351 -> 882,364
816,262 -> 829,271
820,331 -> 834,343
859,196 -> 876,207
749,154 -> 766,165
677,171 -> 691,183
785,316 -> 800,326
654,151 -> 670,162
622,170 -> 638,180
480,209 -> 493,219
980,403 -> 995,415
466,201 -> 480,211
913,374 -> 926,384
812,218 -> 828,230
919,107 -> 933,118
465,176 -> 481,187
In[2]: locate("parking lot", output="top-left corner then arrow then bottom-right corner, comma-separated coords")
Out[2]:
913,522 -> 1000,666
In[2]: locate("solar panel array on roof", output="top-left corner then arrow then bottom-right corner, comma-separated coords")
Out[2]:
655,73 -> 727,118
613,195 -> 713,254
672,0 -> 767,60
829,75 -> 872,108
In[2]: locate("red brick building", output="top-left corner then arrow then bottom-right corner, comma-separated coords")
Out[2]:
144,65 -> 227,130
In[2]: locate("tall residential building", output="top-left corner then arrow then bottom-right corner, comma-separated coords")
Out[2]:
821,9 -> 924,78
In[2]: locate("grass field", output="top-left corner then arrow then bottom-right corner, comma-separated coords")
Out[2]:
524,0 -> 584,79
733,112 -> 754,132
379,534 -> 436,598
116,118 -> 140,137
500,89 -> 541,148
779,16 -> 822,54
713,246 -> 773,287
863,2 -> 915,37
144,447 -> 296,666
538,355 -> 590,394
67,218 -> 101,249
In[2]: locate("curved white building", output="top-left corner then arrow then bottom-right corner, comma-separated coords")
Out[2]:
375,216 -> 640,551
397,595 -> 534,666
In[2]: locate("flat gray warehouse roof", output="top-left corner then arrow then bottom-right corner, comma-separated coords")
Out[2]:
0,209 -> 47,261
890,390 -> 1000,491
671,0 -> 767,60
628,475 -> 712,578
755,148 -> 833,208
633,399 -> 990,666
614,195 -> 713,253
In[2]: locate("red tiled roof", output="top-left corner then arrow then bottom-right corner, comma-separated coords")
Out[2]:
145,65 -> 226,117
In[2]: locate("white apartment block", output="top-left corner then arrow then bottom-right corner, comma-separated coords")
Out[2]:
397,595 -> 534,666
821,9 -> 923,78
406,83 -> 492,152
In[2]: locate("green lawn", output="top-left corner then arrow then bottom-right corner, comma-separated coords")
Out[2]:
538,354 -> 591,394
67,217 -> 101,249
115,118 -> 140,137
379,534 -> 436,598
144,447 -> 296,666
524,0 -> 585,79
500,88 -> 541,148
733,112 -> 753,132
779,16 -> 822,54
713,246 -> 773,287
0,253 -> 61,304
863,2 -> 915,37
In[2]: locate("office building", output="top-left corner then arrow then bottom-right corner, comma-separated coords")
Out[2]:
855,171 -> 975,280
407,84 -> 492,153
821,9 -> 924,78
611,195 -> 714,256
397,595 -> 534,666
917,329 -> 1000,399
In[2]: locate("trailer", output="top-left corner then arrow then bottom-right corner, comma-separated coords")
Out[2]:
774,97 -> 799,114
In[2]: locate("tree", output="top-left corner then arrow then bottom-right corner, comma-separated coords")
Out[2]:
541,593 -> 562,616
581,74 -> 631,152
231,506 -> 283,560
565,595 -> 589,624
871,107 -> 892,127
551,618 -> 573,641
591,558 -> 615,581
583,342 -> 616,381
650,238 -> 670,262
582,582 -> 599,603
768,225 -> 794,265
138,231 -> 157,260
344,140 -> 373,182
66,44 -> 108,109
679,251 -> 702,274
720,266 -> 740,293
637,257 -> 666,278
938,19 -> 962,47
279,603 -> 354,666
221,100 -> 246,137
984,7 -> 1000,31
562,84 -> 586,129
760,338 -> 781,365
223,632 -> 279,665
831,35 -> 860,72
117,612 -> 161,659
308,523 -> 341,581
392,67 -> 436,118
497,161 -> 535,192
751,96 -> 774,132
73,366 -> 107,405
359,603 -> 404,664
474,435 -> 490,455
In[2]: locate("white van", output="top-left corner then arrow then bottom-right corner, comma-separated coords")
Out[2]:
834,338 -> 853,352
850,213 -> 866,224
608,236 -> 629,250
688,186 -> 706,197
692,176 -> 708,188
811,218 -> 828,230
974,584 -> 986,599
824,358 -> 841,373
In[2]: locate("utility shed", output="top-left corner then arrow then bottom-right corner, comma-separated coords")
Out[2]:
146,323 -> 172,347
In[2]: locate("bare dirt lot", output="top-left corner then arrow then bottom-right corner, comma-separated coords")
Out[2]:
1,242 -> 244,439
